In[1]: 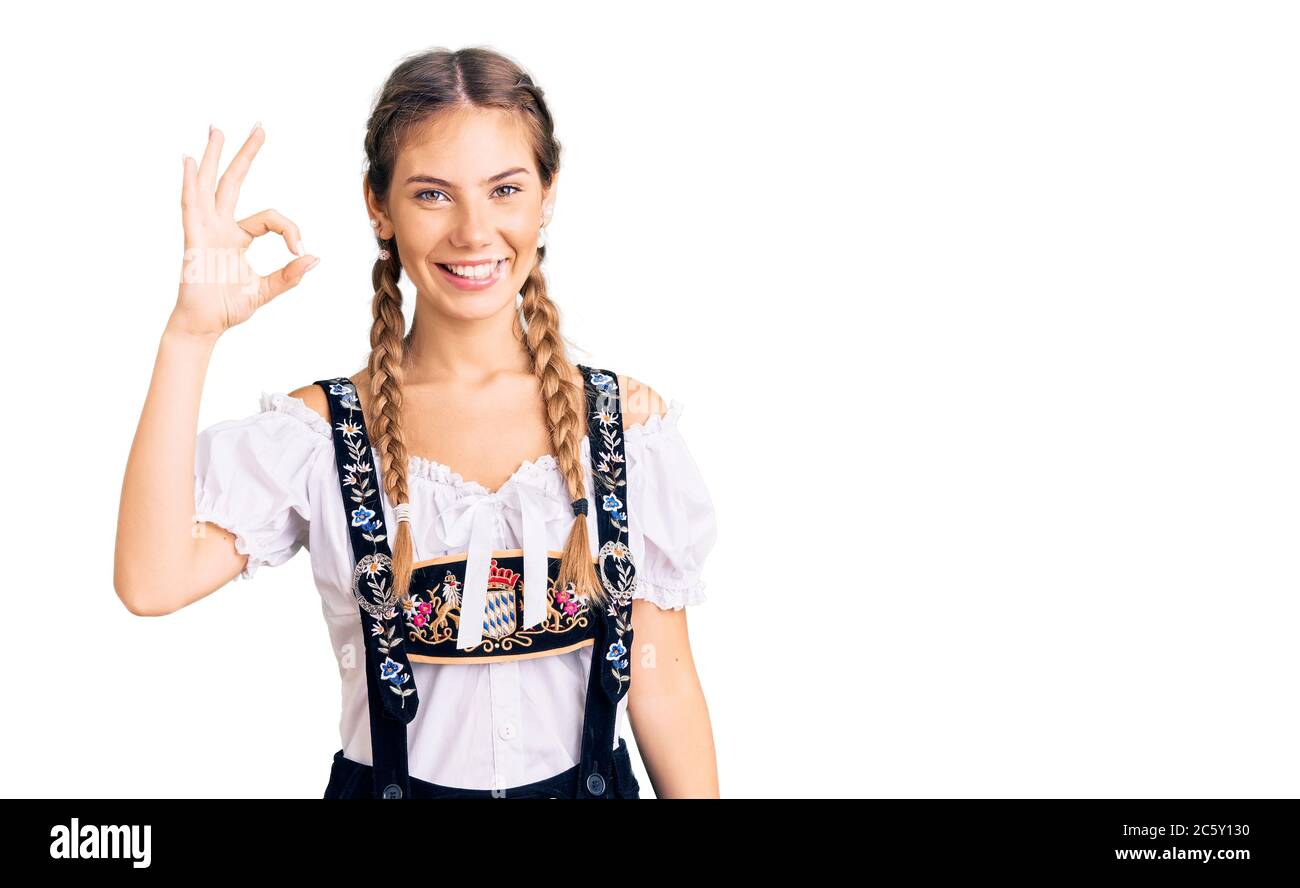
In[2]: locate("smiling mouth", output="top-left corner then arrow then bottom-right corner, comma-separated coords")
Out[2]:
435,258 -> 508,280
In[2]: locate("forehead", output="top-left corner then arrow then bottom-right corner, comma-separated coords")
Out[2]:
396,107 -> 536,182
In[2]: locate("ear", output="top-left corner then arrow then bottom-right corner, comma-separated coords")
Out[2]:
363,174 -> 393,238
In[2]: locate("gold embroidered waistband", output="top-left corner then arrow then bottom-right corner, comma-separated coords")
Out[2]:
407,636 -> 596,664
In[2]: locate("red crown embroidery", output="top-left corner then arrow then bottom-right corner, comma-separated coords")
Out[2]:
488,560 -> 521,590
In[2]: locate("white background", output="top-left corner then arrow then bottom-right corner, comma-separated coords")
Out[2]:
1,1 -> 1296,798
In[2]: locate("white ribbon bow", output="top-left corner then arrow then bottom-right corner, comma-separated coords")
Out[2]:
435,487 -> 573,650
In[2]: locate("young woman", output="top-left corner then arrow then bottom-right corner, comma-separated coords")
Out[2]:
114,47 -> 720,799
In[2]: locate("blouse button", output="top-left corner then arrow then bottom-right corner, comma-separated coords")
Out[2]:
498,722 -> 517,740
382,783 -> 403,799
585,772 -> 606,796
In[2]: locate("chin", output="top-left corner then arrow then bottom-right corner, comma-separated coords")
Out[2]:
420,286 -> 519,320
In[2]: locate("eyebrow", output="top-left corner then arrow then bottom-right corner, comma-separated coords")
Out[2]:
403,167 -> 531,188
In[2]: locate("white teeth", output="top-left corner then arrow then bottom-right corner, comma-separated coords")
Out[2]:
445,259 -> 502,279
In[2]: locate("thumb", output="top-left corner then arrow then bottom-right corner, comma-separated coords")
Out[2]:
264,254 -> 320,302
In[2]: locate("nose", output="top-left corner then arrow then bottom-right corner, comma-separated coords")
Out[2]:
447,201 -> 495,250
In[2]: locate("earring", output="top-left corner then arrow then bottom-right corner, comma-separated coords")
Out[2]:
537,226 -> 548,249
370,219 -> 378,228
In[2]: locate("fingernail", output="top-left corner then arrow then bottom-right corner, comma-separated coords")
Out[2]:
305,256 -> 320,270
295,240 -> 304,256
251,120 -> 262,137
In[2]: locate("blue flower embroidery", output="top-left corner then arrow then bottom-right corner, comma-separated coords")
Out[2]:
351,505 -> 376,527
605,640 -> 627,662
380,657 -> 409,686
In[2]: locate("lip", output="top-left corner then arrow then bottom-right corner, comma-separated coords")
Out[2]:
435,258 -> 508,291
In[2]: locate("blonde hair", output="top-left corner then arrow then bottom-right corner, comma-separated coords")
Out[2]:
361,46 -> 606,609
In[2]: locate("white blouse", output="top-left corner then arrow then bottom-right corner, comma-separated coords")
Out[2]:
192,389 -> 718,791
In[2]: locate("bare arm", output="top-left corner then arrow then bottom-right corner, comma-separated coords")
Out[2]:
626,599 -> 721,798
113,124 -> 319,616
114,323 -> 240,615
618,373 -> 720,797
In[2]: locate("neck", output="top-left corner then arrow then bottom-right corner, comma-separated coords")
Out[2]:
402,296 -> 533,385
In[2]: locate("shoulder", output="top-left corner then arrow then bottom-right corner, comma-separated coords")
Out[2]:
616,372 -> 668,429
287,382 -> 332,427
289,370 -> 368,427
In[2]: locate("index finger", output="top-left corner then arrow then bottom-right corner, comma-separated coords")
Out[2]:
215,122 -> 265,217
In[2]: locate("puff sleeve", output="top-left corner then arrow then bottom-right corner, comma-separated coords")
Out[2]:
192,392 -> 333,581
625,400 -> 719,610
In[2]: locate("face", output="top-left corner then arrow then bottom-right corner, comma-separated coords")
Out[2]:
364,106 -> 556,322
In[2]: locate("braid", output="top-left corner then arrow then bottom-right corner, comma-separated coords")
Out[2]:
519,256 -> 608,607
367,242 -> 417,603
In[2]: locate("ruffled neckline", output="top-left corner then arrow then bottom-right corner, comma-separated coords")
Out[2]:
259,389 -> 685,497
405,450 -> 560,497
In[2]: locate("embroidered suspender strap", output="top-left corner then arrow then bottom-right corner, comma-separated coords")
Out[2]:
573,364 -> 638,798
577,365 -> 638,704
360,622 -> 412,800
315,377 -> 418,799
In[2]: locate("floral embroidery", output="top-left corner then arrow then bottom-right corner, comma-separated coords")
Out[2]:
601,493 -> 627,523
325,380 -> 415,712
379,656 -> 413,696
331,384 -> 387,547
589,372 -> 618,395
605,640 -> 629,670
584,366 -> 637,697
556,582 -> 581,617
